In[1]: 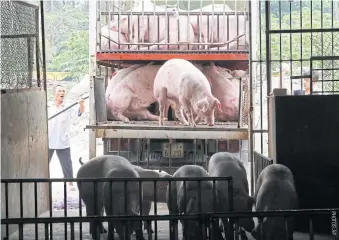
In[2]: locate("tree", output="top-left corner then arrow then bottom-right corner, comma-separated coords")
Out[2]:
49,30 -> 89,80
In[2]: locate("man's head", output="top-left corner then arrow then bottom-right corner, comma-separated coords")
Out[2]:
303,70 -> 319,91
54,85 -> 66,104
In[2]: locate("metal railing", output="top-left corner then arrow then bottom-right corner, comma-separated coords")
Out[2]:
253,151 -> 273,184
2,178 -> 338,240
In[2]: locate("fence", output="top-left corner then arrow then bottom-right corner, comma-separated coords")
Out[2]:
1,178 -> 338,240
253,151 -> 273,184
0,1 -> 41,90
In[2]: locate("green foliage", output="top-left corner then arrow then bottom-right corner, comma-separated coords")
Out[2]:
49,30 -> 89,80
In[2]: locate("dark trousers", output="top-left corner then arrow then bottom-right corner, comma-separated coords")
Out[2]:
48,148 -> 74,179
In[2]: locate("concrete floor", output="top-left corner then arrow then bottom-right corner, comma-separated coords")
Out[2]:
6,203 -> 334,240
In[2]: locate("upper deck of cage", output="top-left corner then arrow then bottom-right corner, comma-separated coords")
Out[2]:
96,0 -> 250,53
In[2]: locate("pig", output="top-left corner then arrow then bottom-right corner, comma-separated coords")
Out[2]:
208,152 -> 255,239
100,24 -> 128,51
107,64 -> 162,121
153,58 -> 221,127
190,7 -> 248,50
76,155 -> 145,239
128,15 -> 195,51
103,164 -> 145,240
132,166 -> 172,235
202,63 -> 240,122
251,164 -> 299,240
106,64 -> 145,120
190,4 -> 233,49
106,64 -> 145,98
166,165 -> 223,240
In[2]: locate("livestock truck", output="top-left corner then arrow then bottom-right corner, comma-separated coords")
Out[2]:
86,0 -> 259,177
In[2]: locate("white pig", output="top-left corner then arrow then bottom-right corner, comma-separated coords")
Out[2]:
153,59 -> 221,127
251,164 -> 299,240
127,14 -> 195,51
202,63 -> 240,122
191,7 -> 248,50
106,64 -> 145,120
100,24 -> 128,51
107,64 -> 161,121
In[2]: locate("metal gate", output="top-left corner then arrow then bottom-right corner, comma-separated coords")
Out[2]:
250,0 -> 339,185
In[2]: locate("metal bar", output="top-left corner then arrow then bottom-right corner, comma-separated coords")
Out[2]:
268,28 -> 339,34
34,182 -> 38,239
310,56 -> 339,61
3,209 -> 338,223
1,176 -> 233,183
0,34 -> 37,39
27,37 -> 33,88
89,0 -> 98,160
48,96 -> 89,120
40,0 -> 47,91
64,181 -> 68,239
78,182 -> 83,240
48,181 -> 53,239
35,8 -> 40,88
100,11 -> 247,16
0,87 -> 44,94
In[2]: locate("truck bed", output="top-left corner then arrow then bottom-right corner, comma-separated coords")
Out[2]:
86,121 -> 248,140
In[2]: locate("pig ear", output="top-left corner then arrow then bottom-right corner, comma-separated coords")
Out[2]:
196,99 -> 208,113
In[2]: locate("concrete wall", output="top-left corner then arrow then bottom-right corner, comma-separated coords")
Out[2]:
1,90 -> 49,238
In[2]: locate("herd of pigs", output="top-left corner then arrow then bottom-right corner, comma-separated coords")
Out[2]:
106,59 -> 248,126
77,152 -> 298,240
101,2 -> 248,51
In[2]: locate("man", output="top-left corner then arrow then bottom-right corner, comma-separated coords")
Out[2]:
48,85 -> 85,191
303,70 -> 322,95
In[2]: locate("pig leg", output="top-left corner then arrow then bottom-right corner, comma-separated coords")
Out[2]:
141,201 -> 154,234
158,87 -> 168,125
180,97 -> 196,127
133,108 -> 161,121
110,93 -> 133,122
173,105 -> 189,125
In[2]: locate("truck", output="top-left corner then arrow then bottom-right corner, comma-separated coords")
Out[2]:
86,0 -> 260,188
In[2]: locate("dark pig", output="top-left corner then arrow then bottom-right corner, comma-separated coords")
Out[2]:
132,166 -> 172,235
76,155 -> 144,239
103,164 -> 145,240
208,152 -> 255,239
166,165 -> 222,240
251,164 -> 298,240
